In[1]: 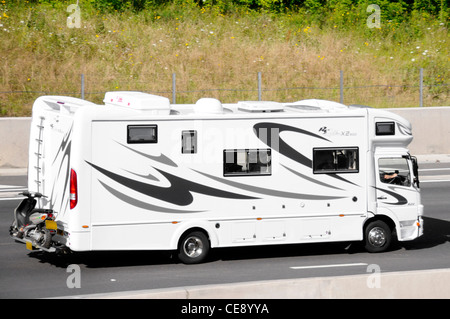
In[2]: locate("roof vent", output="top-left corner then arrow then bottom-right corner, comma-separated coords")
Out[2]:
291,99 -> 347,112
104,91 -> 171,115
238,101 -> 284,113
194,98 -> 223,114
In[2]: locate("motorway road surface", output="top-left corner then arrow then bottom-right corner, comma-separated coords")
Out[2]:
0,163 -> 449,298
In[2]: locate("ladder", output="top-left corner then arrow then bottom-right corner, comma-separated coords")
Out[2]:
34,116 -> 45,193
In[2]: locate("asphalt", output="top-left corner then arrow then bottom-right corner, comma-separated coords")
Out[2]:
2,154 -> 449,299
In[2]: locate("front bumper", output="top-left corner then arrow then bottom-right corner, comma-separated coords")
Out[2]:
399,216 -> 424,241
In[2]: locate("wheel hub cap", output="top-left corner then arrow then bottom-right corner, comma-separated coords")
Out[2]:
368,227 -> 386,247
183,237 -> 203,258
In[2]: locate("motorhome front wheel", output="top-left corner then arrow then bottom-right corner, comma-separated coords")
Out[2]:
364,220 -> 392,253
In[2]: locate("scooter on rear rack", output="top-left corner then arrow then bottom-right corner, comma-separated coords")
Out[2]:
9,191 -> 57,252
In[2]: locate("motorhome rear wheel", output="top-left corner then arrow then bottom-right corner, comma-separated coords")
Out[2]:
178,231 -> 210,264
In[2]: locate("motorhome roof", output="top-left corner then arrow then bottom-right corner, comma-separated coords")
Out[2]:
100,91 -> 354,116
173,98 -> 354,116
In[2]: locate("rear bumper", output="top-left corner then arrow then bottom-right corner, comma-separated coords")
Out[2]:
11,236 -> 57,253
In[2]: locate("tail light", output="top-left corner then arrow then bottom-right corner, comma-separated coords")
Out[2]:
70,169 -> 78,209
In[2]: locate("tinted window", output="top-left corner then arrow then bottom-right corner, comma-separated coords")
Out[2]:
127,125 -> 157,144
224,149 -> 271,177
182,130 -> 197,154
313,148 -> 359,173
376,122 -> 395,136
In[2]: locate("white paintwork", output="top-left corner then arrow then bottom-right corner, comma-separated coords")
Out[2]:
26,92 -> 423,253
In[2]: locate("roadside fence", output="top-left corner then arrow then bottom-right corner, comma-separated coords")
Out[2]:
1,68 -> 448,109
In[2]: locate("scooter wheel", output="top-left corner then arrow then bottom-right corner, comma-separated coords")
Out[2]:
37,229 -> 52,249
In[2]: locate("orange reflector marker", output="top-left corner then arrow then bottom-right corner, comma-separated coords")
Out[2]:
339,214 -> 345,217
172,221 -> 179,224
256,218 -> 262,221
417,222 -> 421,227
82,225 -> 89,229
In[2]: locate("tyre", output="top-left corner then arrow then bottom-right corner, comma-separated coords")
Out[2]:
178,231 -> 210,264
37,229 -> 52,249
364,220 -> 392,253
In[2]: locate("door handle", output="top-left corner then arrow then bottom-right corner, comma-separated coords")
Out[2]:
377,196 -> 387,200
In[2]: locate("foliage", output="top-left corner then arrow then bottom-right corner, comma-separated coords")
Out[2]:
0,0 -> 448,115
14,0 -> 448,16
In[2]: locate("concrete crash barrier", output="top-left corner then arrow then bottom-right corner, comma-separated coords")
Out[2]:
1,106 -> 450,168
0,118 -> 31,169
389,107 -> 450,155
65,268 -> 450,299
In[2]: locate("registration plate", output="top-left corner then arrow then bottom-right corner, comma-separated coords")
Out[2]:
45,220 -> 57,230
26,241 -> 34,250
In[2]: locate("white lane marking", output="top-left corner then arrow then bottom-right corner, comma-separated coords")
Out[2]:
421,179 -> 450,183
0,197 -> 23,201
419,168 -> 450,172
0,185 -> 26,189
0,187 -> 27,195
290,263 -> 368,270
0,185 -> 27,200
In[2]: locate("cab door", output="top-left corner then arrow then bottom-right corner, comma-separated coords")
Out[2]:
374,155 -> 419,220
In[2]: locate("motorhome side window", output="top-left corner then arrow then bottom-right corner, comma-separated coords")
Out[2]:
313,148 -> 359,174
127,125 -> 157,144
224,149 -> 271,176
378,157 -> 411,187
182,130 -> 197,154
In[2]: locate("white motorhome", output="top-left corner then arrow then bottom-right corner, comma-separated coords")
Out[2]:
17,92 -> 423,263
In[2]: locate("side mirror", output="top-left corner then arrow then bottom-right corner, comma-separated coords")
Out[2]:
411,156 -> 420,188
